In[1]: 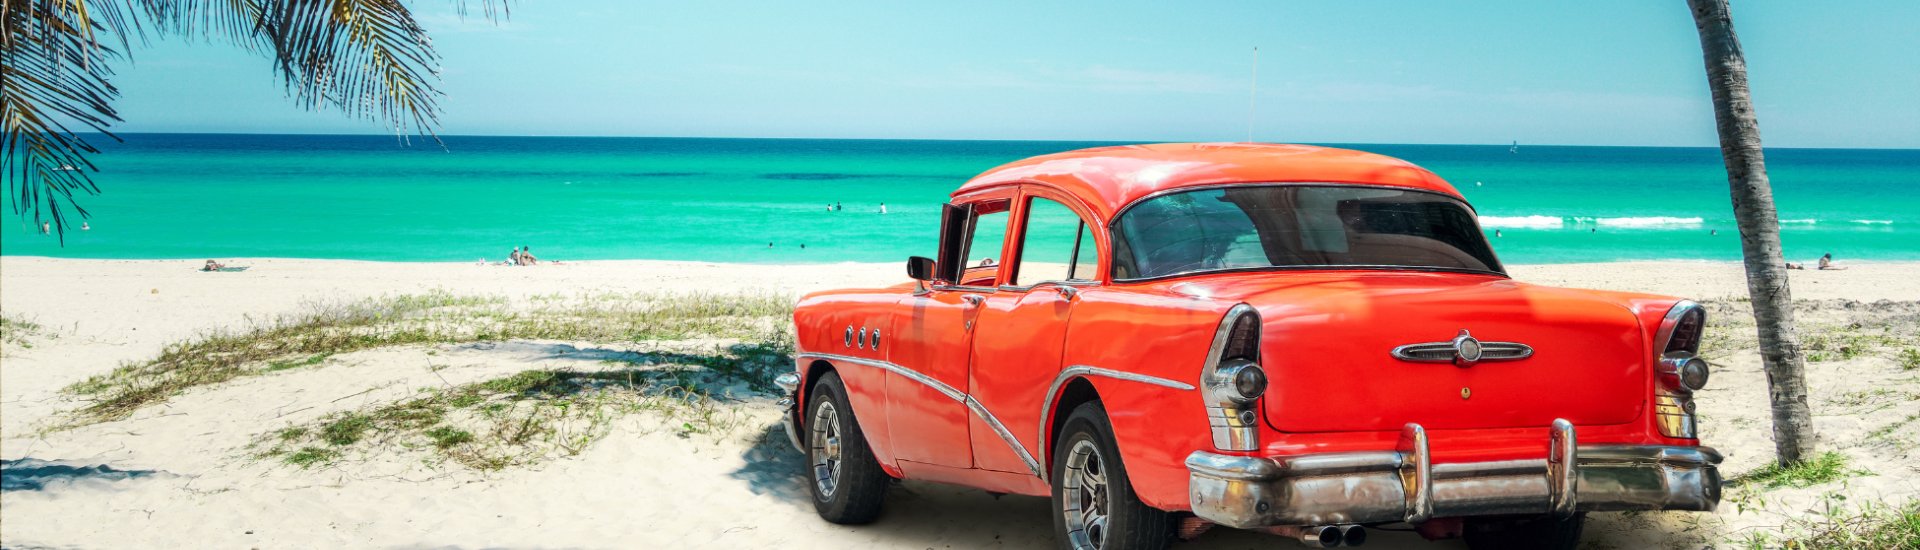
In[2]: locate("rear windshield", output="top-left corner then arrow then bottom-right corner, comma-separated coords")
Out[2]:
1111,185 -> 1503,280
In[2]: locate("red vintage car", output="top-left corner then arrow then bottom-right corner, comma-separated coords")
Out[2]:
774,143 -> 1720,549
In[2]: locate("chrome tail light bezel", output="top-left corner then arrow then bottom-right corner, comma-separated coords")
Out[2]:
1653,301 -> 1708,439
1203,304 -> 1264,451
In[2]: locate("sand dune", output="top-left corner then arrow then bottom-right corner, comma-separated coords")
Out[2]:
3,257 -> 1916,549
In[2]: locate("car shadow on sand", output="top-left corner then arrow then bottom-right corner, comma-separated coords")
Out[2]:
726,424 -> 1455,549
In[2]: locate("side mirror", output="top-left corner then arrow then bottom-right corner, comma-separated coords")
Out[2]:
906,256 -> 936,281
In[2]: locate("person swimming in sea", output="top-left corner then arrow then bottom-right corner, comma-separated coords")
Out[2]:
81,222 -> 90,231
39,222 -> 50,234
879,203 -> 888,214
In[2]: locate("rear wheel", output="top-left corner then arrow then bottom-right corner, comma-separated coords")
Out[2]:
806,372 -> 888,524
1463,513 -> 1585,550
1051,401 -> 1172,550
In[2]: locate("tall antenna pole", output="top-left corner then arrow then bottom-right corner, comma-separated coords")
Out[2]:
1247,47 -> 1259,143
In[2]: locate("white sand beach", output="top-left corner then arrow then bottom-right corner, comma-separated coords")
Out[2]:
2,257 -> 1916,549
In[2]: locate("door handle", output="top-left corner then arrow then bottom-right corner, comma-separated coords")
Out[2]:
1052,285 -> 1079,300
962,294 -> 985,306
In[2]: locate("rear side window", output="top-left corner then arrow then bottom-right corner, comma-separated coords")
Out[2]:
1112,185 -> 1501,280
1013,197 -> 1097,285
959,205 -> 1010,286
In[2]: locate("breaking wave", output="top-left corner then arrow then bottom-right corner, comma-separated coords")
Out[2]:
1478,215 -> 1564,229
1594,216 -> 1705,228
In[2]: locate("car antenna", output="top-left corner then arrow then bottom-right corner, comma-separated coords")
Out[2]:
1246,46 -> 1259,143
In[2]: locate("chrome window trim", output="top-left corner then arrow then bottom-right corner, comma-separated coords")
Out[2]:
795,352 -> 1040,478
997,280 -> 1098,293
1106,182 -> 1509,282
930,284 -> 1000,293
1038,364 -> 1195,482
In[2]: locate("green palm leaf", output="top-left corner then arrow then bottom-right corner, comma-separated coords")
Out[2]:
1,0 -> 503,240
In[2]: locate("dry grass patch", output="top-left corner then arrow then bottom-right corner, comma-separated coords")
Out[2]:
58,291 -> 793,427
255,341 -> 789,471
1733,498 -> 1920,549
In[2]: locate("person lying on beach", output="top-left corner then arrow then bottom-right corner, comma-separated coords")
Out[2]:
1786,262 -> 1805,270
1818,253 -> 1847,270
202,260 -> 225,271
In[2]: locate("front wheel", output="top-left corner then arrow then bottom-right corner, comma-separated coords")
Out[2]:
1463,513 -> 1586,550
806,372 -> 889,524
1051,401 -> 1172,550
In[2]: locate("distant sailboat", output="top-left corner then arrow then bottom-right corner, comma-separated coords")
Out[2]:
1509,140 -> 1519,154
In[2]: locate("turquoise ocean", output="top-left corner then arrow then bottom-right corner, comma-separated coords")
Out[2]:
2,134 -> 1914,265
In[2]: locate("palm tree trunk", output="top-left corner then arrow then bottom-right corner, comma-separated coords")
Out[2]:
1686,0 -> 1815,465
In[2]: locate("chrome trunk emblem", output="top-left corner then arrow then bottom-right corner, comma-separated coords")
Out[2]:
1391,330 -> 1533,367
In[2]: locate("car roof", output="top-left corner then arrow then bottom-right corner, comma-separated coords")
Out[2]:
954,142 -> 1462,221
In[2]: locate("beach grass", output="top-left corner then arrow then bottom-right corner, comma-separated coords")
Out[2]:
1,313 -> 47,350
1735,500 -> 1920,550
1730,451 -> 1867,490
1700,299 -> 1920,361
254,343 -> 784,470
58,291 -> 794,427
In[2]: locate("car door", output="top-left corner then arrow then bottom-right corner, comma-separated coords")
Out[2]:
967,187 -> 1101,475
887,194 -> 1014,469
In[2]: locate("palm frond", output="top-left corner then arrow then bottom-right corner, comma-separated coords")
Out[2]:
3,0 -> 512,240
2,0 -> 126,241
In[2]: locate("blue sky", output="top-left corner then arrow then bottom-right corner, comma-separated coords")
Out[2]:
110,1 -> 1919,147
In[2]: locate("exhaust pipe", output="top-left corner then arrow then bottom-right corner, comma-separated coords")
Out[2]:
1265,525 -> 1364,547
1338,524 -> 1367,547
1267,525 -> 1343,547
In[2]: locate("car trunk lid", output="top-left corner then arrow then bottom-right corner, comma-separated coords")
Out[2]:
1180,271 -> 1648,433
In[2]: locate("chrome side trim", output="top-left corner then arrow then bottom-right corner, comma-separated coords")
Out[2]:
795,352 -> 1039,478
798,352 -> 964,401
1038,365 -> 1197,481
965,396 -> 1042,477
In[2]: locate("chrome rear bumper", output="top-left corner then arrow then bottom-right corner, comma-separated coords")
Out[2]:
1186,420 -> 1722,528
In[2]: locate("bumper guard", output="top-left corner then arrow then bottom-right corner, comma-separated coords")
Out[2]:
1186,419 -> 1721,528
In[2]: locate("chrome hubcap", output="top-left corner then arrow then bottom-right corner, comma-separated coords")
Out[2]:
810,401 -> 843,499
1063,438 -> 1110,549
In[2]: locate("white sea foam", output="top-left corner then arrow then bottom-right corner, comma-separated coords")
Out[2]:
1478,215 -> 1564,229
1780,219 -> 1819,225
1595,216 -> 1705,228
1851,219 -> 1894,225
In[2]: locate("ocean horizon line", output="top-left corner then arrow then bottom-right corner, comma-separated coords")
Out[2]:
85,132 -> 1920,152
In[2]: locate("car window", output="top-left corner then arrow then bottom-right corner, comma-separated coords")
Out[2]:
1112,185 -> 1501,279
960,207 -> 1009,285
1014,197 -> 1097,285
